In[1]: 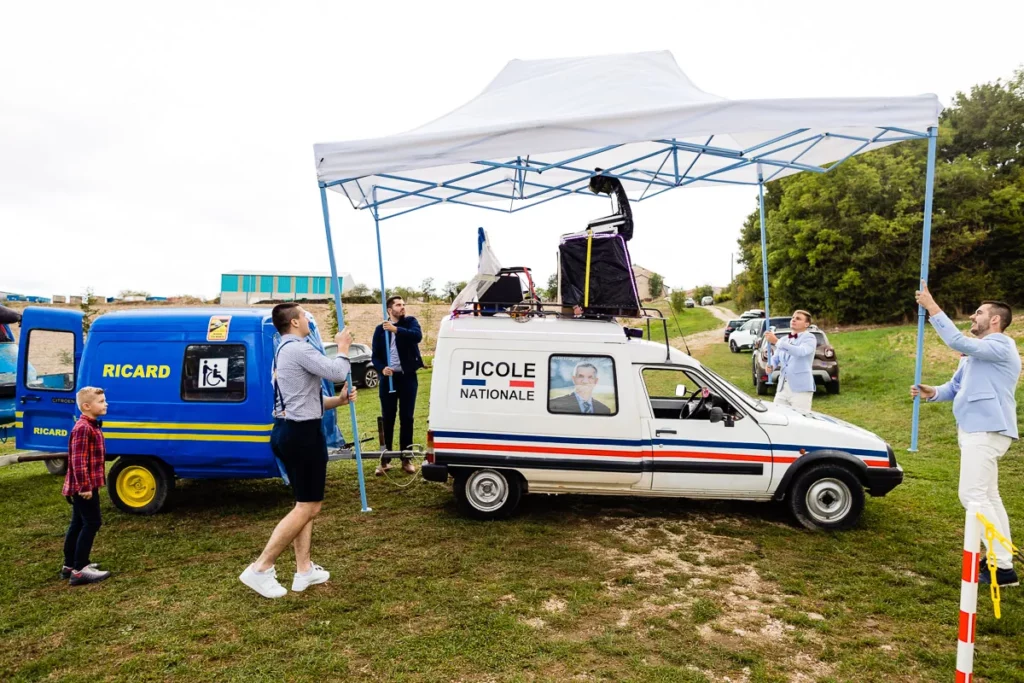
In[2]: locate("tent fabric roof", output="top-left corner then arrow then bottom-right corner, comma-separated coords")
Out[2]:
314,51 -> 942,213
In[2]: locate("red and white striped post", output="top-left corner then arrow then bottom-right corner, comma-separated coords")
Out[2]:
957,502 -> 983,683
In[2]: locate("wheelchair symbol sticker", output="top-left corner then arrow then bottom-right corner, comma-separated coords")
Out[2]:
199,358 -> 229,389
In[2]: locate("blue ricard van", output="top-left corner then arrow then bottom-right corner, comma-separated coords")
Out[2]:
14,307 -> 291,514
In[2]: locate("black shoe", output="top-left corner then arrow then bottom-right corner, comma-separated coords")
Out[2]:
979,566 -> 1019,588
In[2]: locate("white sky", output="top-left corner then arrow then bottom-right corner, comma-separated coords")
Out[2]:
3,1 -> 1022,299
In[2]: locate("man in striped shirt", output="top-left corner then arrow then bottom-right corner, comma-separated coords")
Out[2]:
240,303 -> 356,599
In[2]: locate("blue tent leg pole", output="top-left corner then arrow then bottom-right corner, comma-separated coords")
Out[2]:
372,188 -> 395,395
758,168 -> 773,384
319,184 -> 371,513
910,127 -> 939,452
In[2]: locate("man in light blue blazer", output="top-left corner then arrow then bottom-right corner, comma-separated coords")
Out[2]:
765,309 -> 818,413
913,283 -> 1020,588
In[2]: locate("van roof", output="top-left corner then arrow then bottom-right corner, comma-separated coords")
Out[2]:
90,307 -> 269,334
440,314 -> 631,344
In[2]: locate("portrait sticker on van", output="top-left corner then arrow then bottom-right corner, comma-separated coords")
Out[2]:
207,316 -> 232,342
459,360 -> 537,402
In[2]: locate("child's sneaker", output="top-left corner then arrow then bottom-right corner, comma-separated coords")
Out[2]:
239,564 -> 287,598
69,566 -> 111,586
61,563 -> 99,580
292,563 -> 330,592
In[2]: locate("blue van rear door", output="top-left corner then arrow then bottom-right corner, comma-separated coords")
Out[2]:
16,308 -> 84,452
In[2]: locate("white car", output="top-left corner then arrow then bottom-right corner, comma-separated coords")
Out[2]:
421,313 -> 902,530
728,317 -> 763,352
701,296 -> 714,306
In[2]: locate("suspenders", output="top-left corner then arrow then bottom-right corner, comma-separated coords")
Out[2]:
272,339 -> 300,418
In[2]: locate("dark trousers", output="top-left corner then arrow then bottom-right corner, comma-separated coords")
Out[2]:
379,371 -> 418,463
64,493 -> 102,570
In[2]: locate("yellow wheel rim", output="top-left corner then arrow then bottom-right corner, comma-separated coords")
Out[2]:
116,465 -> 157,508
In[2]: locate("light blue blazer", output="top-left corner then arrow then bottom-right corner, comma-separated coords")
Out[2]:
928,312 -> 1021,439
773,332 -> 817,393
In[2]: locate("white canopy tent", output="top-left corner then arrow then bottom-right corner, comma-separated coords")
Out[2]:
311,51 -> 943,511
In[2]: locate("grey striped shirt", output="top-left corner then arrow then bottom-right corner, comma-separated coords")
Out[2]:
273,334 -> 351,421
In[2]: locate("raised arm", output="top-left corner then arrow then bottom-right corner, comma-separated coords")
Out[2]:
928,312 -> 1016,363
776,334 -> 816,358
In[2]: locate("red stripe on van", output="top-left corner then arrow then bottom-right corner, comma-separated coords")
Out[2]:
434,441 -> 640,458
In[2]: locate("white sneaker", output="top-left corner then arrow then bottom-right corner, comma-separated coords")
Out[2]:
292,563 -> 330,592
239,564 -> 287,599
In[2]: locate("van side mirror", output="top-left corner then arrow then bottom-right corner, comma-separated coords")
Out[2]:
709,407 -> 724,423
675,384 -> 688,397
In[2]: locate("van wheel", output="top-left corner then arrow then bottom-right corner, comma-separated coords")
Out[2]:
453,468 -> 522,520
788,464 -> 864,531
826,380 -> 840,395
109,457 -> 173,515
730,340 -> 738,353
44,458 -> 68,476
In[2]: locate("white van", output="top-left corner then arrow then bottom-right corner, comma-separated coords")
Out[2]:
422,314 -> 902,530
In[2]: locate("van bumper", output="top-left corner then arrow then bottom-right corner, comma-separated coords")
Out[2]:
865,465 -> 903,497
422,463 -> 449,483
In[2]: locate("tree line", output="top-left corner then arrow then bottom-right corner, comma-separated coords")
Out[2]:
730,68 -> 1024,324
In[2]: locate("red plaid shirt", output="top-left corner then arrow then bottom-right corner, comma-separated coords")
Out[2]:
62,416 -> 106,496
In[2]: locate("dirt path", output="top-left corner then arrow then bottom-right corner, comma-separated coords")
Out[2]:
673,305 -> 735,354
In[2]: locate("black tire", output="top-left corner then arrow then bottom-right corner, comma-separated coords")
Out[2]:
826,380 -> 840,395
756,378 -> 770,396
453,468 -> 522,521
108,457 -> 174,515
788,463 -> 864,531
44,458 -> 68,476
363,367 -> 380,389
730,340 -> 738,353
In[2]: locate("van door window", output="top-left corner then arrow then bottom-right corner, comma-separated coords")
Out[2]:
24,330 -> 76,391
181,344 -> 246,402
642,367 -> 741,421
548,355 -> 618,416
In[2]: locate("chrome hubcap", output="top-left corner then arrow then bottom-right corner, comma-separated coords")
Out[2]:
466,469 -> 509,512
805,478 -> 852,523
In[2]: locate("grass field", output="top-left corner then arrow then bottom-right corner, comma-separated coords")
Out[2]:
1,321 -> 1023,682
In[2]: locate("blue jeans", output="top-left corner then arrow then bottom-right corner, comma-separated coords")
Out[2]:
64,493 -> 102,570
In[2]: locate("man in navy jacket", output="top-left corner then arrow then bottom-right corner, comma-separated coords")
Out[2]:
372,297 -> 425,475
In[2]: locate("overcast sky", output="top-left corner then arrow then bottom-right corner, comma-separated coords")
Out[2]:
3,1 -> 1022,300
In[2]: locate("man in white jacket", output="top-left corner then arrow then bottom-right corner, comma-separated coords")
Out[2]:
765,310 -> 818,412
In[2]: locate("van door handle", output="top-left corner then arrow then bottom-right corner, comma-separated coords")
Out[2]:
20,395 -> 41,404
656,429 -> 677,436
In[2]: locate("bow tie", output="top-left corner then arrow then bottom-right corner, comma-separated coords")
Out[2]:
788,333 -> 798,339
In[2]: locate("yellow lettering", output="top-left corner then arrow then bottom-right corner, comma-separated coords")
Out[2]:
102,364 -> 115,378
132,365 -> 146,378
158,365 -> 171,378
120,364 -> 133,377
145,366 -> 157,378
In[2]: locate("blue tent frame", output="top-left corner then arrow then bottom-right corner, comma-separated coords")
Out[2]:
316,123 -> 939,512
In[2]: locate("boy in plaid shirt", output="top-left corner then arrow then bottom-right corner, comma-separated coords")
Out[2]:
61,387 -> 112,585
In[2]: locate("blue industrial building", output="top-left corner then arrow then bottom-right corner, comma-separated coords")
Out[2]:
219,270 -> 353,305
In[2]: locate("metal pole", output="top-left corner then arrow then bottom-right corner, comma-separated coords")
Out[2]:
318,184 -> 371,513
372,187 -> 395,394
956,502 -> 982,683
758,167 -> 773,384
910,127 -> 938,452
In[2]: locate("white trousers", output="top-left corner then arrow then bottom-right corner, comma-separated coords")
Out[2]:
958,428 -> 1014,569
774,377 -> 814,413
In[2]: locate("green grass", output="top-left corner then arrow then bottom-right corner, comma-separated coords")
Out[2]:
1,322 -> 1023,681
640,304 -> 722,343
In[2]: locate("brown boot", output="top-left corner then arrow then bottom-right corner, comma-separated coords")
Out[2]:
402,461 -> 416,475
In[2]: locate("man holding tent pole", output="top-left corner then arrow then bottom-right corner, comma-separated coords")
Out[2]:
911,283 -> 1020,588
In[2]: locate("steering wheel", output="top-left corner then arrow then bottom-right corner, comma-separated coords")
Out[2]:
679,390 -> 709,420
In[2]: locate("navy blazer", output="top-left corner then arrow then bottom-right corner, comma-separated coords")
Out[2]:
372,316 -> 425,374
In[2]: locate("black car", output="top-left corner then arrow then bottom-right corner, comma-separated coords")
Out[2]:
723,319 -> 744,341
324,342 -> 379,390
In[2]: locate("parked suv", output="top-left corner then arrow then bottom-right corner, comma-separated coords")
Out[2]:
729,316 -> 789,353
723,319 -> 744,342
751,327 -> 840,396
684,298 -> 695,308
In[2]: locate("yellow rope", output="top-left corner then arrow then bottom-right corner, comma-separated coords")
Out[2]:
976,512 -> 1022,619
584,229 -> 593,308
